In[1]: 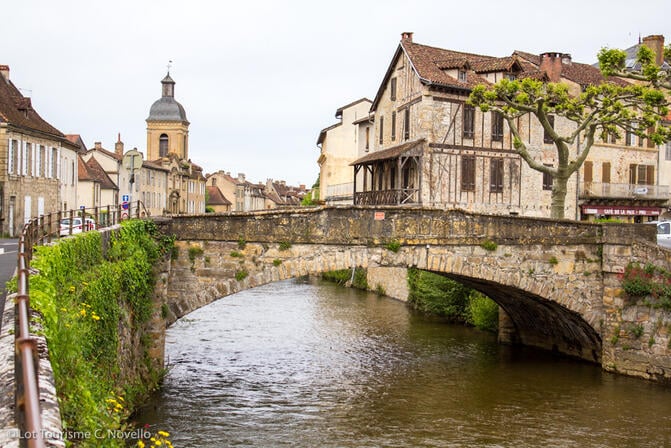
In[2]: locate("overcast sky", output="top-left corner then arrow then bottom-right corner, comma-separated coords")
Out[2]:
4,0 -> 669,186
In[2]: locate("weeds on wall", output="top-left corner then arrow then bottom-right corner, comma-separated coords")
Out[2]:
24,219 -> 172,447
621,262 -> 671,311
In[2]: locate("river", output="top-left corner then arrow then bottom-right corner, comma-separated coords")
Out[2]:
135,277 -> 671,447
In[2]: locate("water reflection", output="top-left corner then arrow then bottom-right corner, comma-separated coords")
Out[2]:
136,277 -> 671,447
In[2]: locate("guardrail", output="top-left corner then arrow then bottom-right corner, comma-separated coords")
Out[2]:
14,201 -> 145,447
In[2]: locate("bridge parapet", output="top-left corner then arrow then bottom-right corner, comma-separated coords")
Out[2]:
158,206 -> 654,247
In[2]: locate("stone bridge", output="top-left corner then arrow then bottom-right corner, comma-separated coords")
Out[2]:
154,206 -> 671,382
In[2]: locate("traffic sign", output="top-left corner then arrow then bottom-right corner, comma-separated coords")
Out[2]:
122,194 -> 130,202
122,202 -> 129,210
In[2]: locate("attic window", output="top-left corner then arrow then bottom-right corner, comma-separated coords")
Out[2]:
506,73 -> 516,80
458,70 -> 467,82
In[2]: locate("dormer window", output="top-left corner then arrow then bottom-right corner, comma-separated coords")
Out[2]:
458,70 -> 467,82
506,73 -> 516,81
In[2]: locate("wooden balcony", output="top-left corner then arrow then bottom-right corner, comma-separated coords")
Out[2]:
580,182 -> 670,201
354,188 -> 420,205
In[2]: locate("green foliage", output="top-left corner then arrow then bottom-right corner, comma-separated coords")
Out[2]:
28,219 -> 166,446
385,240 -> 401,253
375,284 -> 386,296
205,205 -> 215,213
237,237 -> 247,250
230,251 -> 243,258
598,45 -> 671,90
407,268 -> 470,320
548,256 -> 559,265
322,267 -> 368,290
273,259 -> 282,266
480,240 -> 497,251
466,291 -> 499,332
621,262 -> 671,312
235,269 -> 249,281
279,241 -> 292,251
630,324 -> 644,339
188,245 -> 204,263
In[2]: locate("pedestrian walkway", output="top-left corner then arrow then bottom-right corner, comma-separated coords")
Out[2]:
0,239 -> 19,333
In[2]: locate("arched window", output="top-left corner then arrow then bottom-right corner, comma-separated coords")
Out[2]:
159,134 -> 169,157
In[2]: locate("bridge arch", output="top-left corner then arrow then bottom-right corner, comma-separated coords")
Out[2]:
163,239 -> 603,363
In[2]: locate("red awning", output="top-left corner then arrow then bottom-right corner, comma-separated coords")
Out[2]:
580,205 -> 662,216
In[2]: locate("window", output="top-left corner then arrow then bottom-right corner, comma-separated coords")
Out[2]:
365,127 -> 370,150
404,108 -> 410,140
159,134 -> 169,157
491,111 -> 504,141
52,148 -> 58,178
461,156 -> 476,191
506,73 -> 517,80
391,111 -> 396,141
629,164 -> 654,185
458,70 -> 467,82
666,141 -> 671,161
463,105 -> 474,139
543,115 -> 555,143
625,125 -> 634,146
490,158 -> 504,193
542,164 -> 553,190
379,116 -> 384,145
390,78 -> 397,101
583,161 -> 593,183
23,143 -> 30,176
8,140 -> 18,174
602,162 -> 611,184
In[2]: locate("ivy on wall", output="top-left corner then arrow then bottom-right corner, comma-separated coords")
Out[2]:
24,219 -> 172,446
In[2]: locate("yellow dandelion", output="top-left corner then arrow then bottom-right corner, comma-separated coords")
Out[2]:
92,314 -> 100,321
79,309 -> 87,316
137,441 -> 145,448
68,286 -> 76,293
158,431 -> 170,438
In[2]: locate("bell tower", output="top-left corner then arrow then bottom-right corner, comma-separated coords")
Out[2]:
146,68 -> 190,161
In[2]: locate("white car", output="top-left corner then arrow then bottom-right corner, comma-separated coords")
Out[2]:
656,221 -> 671,246
59,217 -> 96,236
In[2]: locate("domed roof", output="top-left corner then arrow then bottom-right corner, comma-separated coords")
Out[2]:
147,97 -> 188,122
146,72 -> 189,123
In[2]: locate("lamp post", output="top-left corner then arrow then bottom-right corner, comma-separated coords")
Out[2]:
122,148 -> 143,218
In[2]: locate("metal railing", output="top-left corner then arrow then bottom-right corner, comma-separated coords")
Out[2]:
14,201 -> 145,447
579,182 -> 670,201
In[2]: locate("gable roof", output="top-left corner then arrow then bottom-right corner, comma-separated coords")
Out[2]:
206,186 -> 232,206
0,66 -> 70,142
85,156 -> 118,190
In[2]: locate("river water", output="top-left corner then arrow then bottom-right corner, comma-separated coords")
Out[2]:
135,277 -> 671,447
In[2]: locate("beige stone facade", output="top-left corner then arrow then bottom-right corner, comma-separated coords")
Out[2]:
350,33 -> 669,222
317,98 -> 373,204
0,65 -> 79,236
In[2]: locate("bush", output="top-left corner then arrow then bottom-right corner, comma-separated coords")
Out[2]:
407,268 -> 470,320
466,291 -> 499,332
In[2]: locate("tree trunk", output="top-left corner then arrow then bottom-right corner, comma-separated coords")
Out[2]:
551,176 -> 569,219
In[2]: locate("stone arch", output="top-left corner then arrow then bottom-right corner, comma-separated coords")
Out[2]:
165,241 -> 603,363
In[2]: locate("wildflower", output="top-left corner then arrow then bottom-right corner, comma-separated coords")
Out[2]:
137,441 -> 145,448
158,431 -> 170,438
68,286 -> 76,293
79,309 -> 87,317
60,307 -> 67,312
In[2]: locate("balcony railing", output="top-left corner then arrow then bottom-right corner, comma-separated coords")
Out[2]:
354,188 -> 420,205
580,182 -> 670,201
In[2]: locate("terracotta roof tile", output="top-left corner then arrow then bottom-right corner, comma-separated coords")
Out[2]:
206,186 -> 232,206
85,156 -> 118,190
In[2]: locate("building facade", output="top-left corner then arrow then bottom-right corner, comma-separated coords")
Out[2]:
350,33 -> 669,222
317,98 -> 373,204
0,65 -> 80,236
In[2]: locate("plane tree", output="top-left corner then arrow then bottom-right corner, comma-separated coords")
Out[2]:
468,76 -> 670,219
598,44 -> 671,91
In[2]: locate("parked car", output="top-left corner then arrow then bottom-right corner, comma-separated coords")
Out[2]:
656,221 -> 671,246
59,217 -> 96,236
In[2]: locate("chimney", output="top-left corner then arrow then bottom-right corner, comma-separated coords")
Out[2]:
642,35 -> 665,66
0,65 -> 8,81
539,52 -> 569,82
94,141 -> 102,150
401,32 -> 413,42
115,133 -> 124,156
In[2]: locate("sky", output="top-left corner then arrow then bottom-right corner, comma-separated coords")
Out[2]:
4,0 -> 669,187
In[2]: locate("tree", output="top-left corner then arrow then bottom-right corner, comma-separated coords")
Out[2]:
598,44 -> 671,91
468,77 -> 670,219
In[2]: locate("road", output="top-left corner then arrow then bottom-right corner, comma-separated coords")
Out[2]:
0,239 -> 18,333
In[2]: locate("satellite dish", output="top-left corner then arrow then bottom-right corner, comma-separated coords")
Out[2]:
123,148 -> 143,170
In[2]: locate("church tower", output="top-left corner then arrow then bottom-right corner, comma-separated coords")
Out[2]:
146,71 -> 190,161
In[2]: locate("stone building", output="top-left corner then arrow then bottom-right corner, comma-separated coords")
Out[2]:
0,64 -> 80,236
316,98 -> 373,204
205,185 -> 232,212
146,71 -> 205,214
351,32 -> 669,222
